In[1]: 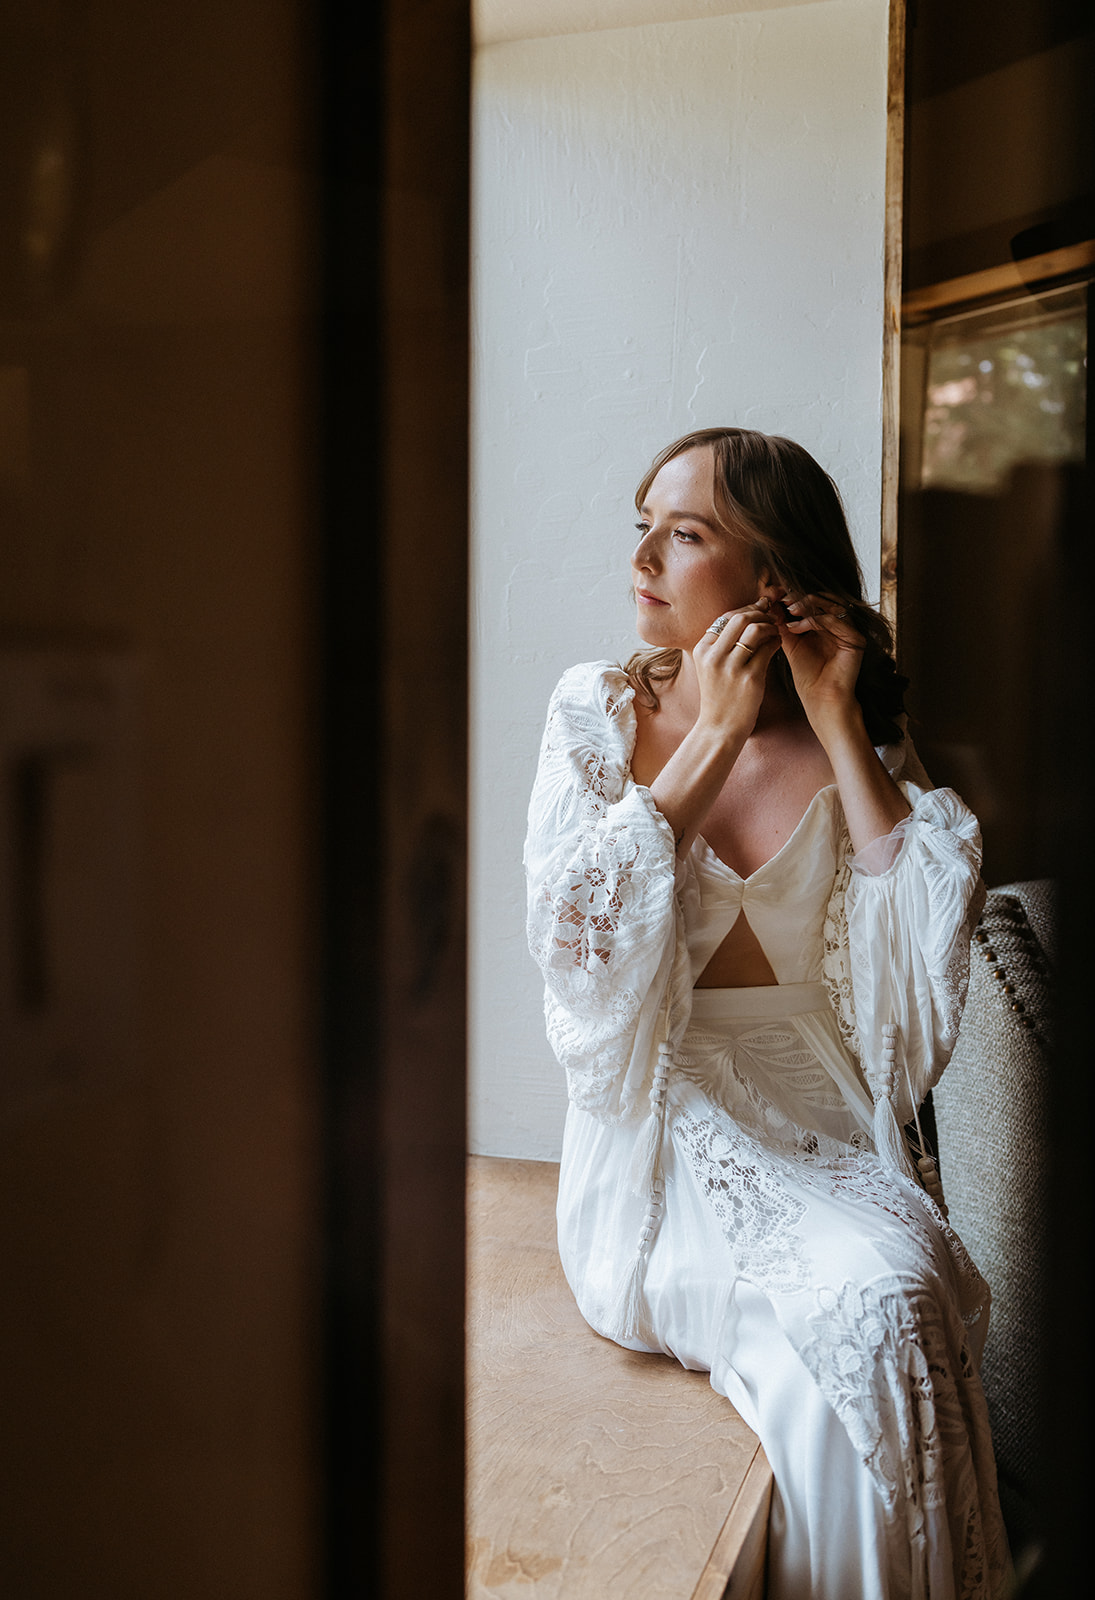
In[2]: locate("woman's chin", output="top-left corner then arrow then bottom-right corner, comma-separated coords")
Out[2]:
635,612 -> 683,649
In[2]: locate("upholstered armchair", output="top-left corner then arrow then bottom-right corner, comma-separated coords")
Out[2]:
932,879 -> 1054,1568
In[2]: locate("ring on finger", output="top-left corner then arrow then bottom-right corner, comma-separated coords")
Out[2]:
707,616 -> 731,636
735,640 -> 755,656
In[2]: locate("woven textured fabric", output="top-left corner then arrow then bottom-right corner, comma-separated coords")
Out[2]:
933,878 -> 1054,1555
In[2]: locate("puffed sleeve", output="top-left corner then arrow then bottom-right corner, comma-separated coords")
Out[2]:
844,780 -> 985,1127
524,662 -> 680,1121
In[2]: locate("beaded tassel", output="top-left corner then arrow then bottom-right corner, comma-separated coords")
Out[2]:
871,1022 -> 919,1183
616,1041 -> 673,1341
630,1042 -> 672,1200
917,1153 -> 948,1219
902,1053 -> 949,1218
615,1175 -> 665,1341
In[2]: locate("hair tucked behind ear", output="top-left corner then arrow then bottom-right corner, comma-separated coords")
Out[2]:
624,428 -> 908,746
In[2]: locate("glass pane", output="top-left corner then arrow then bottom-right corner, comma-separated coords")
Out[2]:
920,285 -> 1087,492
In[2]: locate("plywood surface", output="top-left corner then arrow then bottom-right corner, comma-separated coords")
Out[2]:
466,1155 -> 767,1599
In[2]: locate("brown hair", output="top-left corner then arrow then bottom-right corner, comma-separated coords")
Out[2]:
625,427 -> 908,745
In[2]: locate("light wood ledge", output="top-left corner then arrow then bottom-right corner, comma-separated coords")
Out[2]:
466,1154 -> 771,1600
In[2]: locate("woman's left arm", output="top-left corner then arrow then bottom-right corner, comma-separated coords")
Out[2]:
814,708 -> 912,853
776,592 -> 910,850
780,594 -> 983,1125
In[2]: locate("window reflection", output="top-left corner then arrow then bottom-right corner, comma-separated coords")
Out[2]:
920,285 -> 1087,493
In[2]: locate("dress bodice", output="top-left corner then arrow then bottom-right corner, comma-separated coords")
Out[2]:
684,785 -> 844,986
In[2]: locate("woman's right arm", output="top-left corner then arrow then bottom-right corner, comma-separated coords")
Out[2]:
644,598 -> 782,855
524,665 -> 680,1119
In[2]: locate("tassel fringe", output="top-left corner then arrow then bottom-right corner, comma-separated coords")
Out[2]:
903,1060 -> 949,1218
871,1023 -> 920,1184
612,1190 -> 663,1341
615,1041 -> 673,1342
613,1250 -> 650,1342
628,1103 -> 663,1199
630,1043 -> 672,1200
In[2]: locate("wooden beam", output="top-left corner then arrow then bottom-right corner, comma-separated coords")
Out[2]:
318,3 -> 470,1596
880,0 -> 906,632
902,240 -> 1095,324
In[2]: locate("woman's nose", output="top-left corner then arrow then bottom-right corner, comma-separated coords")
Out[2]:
632,532 -> 658,570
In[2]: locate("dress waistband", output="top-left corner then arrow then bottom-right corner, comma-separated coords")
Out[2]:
689,981 -> 829,1022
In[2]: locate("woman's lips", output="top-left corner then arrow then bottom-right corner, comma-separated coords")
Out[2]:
636,589 -> 669,607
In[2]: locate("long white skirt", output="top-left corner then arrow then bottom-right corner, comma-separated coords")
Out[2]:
556,983 -> 1011,1600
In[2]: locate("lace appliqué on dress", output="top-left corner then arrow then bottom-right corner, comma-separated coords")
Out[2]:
822,827 -> 863,1061
794,1152 -> 990,1330
678,1023 -> 865,1160
526,665 -> 679,1120
530,678 -> 668,986
799,1273 -> 1010,1600
543,990 -> 646,1120
672,1105 -> 811,1293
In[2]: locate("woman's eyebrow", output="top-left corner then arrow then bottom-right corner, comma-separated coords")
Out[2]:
639,505 -> 719,528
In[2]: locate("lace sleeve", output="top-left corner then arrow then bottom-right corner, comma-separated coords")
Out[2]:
843,785 -> 985,1124
524,663 -> 679,1120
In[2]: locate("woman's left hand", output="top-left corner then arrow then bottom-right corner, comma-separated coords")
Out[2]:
773,589 -> 865,729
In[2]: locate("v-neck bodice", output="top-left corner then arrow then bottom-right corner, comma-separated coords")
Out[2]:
684,784 -> 844,985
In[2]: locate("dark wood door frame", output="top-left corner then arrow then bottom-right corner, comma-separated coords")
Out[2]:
315,3 -> 470,1595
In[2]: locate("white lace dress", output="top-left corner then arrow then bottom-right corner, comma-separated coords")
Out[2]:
524,661 -> 1011,1600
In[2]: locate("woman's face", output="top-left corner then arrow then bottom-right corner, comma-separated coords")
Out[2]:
631,446 -> 765,649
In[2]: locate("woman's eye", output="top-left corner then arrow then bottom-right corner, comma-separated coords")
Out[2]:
633,522 -> 649,538
673,527 -> 700,543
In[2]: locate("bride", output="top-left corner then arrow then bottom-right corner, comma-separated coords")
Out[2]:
524,427 -> 1010,1598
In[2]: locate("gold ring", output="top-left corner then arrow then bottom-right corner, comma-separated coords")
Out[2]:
735,641 -> 755,656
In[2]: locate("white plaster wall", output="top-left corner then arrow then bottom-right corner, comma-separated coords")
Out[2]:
470,0 -> 890,1159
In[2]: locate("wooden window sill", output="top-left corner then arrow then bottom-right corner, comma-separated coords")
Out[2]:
467,1154 -> 771,1599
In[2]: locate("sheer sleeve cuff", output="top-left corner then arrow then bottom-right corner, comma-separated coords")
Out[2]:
848,813 -> 918,877
844,786 -> 984,1119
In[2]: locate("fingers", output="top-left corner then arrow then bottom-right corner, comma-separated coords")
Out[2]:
699,601 -> 781,663
735,618 -> 782,658
694,602 -> 782,732
782,592 -> 848,623
780,593 -> 864,648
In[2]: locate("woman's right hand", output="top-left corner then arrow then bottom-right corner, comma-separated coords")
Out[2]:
692,597 -> 782,739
